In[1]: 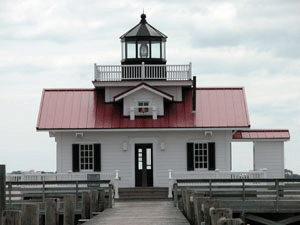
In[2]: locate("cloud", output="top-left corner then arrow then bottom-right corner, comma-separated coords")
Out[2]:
0,0 -> 299,174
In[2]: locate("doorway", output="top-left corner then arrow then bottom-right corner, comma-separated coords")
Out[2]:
135,143 -> 153,187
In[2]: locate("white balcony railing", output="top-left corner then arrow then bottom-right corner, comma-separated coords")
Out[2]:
94,63 -> 192,81
6,172 -> 115,182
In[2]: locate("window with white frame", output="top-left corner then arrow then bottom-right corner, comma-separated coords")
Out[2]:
138,101 -> 149,113
80,144 -> 94,171
194,143 -> 208,169
187,142 -> 215,171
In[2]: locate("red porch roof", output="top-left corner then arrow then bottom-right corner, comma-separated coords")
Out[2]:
233,130 -> 290,140
36,87 -> 250,130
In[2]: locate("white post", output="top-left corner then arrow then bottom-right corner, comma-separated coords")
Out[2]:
260,168 -> 268,178
114,170 -> 119,199
94,63 -> 98,81
152,106 -> 157,120
130,107 -> 135,120
189,62 -> 192,80
168,169 -> 173,198
141,62 -> 145,80
215,169 -> 220,178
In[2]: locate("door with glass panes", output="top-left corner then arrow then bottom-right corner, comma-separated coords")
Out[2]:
135,144 -> 153,187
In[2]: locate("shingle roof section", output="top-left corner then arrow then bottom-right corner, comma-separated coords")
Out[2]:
120,14 -> 167,39
36,87 -> 251,130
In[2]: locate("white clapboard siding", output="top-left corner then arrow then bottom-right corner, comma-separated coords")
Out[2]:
254,141 -> 284,178
55,130 -> 233,187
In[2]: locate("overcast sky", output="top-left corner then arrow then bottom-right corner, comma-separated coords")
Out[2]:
0,0 -> 299,174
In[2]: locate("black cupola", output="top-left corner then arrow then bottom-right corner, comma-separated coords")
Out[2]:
120,14 -> 167,65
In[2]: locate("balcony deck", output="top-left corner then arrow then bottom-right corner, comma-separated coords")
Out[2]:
94,63 -> 192,82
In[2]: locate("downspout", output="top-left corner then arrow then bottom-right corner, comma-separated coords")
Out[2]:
192,76 -> 196,113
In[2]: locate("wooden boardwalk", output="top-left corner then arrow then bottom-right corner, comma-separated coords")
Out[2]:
83,201 -> 190,225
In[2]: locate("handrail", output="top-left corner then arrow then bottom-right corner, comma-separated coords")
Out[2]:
94,63 -> 192,81
172,178 -> 300,210
5,179 -> 114,209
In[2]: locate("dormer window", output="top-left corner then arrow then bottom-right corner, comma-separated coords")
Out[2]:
138,101 -> 149,113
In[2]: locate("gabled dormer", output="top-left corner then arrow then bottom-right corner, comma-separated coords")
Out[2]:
114,83 -> 173,120
92,14 -> 194,119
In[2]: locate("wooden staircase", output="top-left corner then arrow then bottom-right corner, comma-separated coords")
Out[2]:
117,187 -> 170,201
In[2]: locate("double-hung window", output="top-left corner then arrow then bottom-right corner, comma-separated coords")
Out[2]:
80,144 -> 94,171
187,142 -> 215,171
72,143 -> 101,172
194,143 -> 208,169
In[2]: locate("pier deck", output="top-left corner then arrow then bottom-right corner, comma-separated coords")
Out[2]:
82,201 -> 189,225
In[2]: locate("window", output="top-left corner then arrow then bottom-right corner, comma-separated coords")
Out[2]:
194,143 -> 208,169
187,142 -> 215,171
80,144 -> 94,171
72,144 -> 101,172
138,101 -> 149,113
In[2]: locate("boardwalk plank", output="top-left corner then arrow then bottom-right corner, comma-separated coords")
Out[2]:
83,201 -> 189,225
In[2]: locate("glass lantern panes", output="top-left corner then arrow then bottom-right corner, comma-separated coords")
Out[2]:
151,41 -> 161,58
127,41 -> 136,58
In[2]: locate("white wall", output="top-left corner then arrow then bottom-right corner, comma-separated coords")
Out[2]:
253,141 -> 285,178
54,130 -> 232,187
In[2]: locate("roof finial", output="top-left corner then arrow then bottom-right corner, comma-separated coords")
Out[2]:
141,10 -> 146,24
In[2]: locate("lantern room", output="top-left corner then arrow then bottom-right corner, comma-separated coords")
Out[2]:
120,13 -> 167,65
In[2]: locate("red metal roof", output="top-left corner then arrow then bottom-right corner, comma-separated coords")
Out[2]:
233,130 -> 290,140
36,87 -> 251,130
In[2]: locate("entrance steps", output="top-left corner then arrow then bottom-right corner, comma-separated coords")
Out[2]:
117,187 -> 169,201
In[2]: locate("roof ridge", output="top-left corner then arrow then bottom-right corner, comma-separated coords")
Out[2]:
197,87 -> 244,90
44,88 -> 96,92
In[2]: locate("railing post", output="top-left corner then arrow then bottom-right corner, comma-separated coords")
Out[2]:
141,62 -> 145,80
108,184 -> 113,208
21,203 -> 39,225
0,165 -> 6,225
260,168 -> 268,178
42,177 -> 46,203
2,210 -> 22,225
8,182 -> 12,209
242,179 -> 245,203
45,198 -> 60,225
173,183 -> 178,207
76,181 -> 79,204
168,169 -> 173,198
189,62 -> 192,80
81,191 -> 91,219
209,179 -> 212,198
63,194 -> 76,225
275,179 -> 279,211
114,170 -> 119,199
94,63 -> 98,81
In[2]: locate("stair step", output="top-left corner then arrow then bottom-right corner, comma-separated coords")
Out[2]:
118,188 -> 169,200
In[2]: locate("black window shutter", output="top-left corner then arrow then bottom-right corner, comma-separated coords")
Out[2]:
187,142 -> 194,171
208,142 -> 216,171
94,144 -> 101,172
72,144 -> 80,172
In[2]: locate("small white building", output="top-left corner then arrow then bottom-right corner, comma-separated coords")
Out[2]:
36,14 -> 290,188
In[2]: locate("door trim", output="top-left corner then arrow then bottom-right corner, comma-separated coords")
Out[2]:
135,143 -> 153,187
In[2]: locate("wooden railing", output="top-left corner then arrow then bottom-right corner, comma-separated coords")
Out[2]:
94,63 -> 192,81
5,180 -> 114,209
167,169 -> 267,198
6,172 -> 115,182
173,178 -> 300,213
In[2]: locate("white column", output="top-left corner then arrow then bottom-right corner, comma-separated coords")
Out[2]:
114,170 -> 120,199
